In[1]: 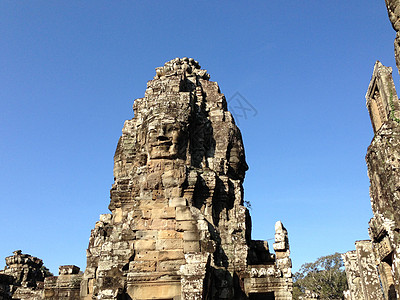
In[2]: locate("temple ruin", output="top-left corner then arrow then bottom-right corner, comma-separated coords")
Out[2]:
343,60 -> 400,300
0,58 -> 293,299
343,1 -> 400,299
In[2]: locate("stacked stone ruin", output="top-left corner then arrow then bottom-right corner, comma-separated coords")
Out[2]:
0,58 -> 293,299
0,250 -> 82,300
342,1 -> 400,299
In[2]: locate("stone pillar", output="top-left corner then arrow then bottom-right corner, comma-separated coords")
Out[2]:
273,221 -> 291,279
355,240 -> 384,300
342,251 -> 363,300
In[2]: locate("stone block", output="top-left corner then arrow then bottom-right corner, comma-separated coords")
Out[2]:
158,230 -> 183,239
176,207 -> 192,221
169,187 -> 182,197
134,240 -> 156,251
158,259 -> 186,272
59,265 -> 80,275
133,219 -> 152,230
162,170 -> 179,188
97,261 -> 114,271
169,197 -> 187,207
273,241 -> 286,251
129,261 -> 156,272
127,282 -> 181,300
135,230 -> 158,240
156,239 -> 183,250
99,214 -> 112,223
176,220 -> 197,231
183,231 -> 199,241
140,199 -> 169,208
275,251 -> 289,259
184,241 -> 200,253
134,251 -> 159,261
113,249 -> 132,256
141,209 -> 152,219
146,173 -> 162,189
158,250 -> 185,261
151,219 -> 176,230
152,189 -> 164,200
152,207 -> 176,219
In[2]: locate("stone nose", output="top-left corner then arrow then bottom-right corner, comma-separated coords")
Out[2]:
156,126 -> 169,141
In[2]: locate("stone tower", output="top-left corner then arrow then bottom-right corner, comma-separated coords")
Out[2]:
342,7 -> 400,297
80,58 -> 293,300
343,63 -> 400,300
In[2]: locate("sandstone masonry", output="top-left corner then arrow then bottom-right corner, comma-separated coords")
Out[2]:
0,58 -> 293,300
81,57 -> 292,300
0,250 -> 82,300
343,2 -> 400,298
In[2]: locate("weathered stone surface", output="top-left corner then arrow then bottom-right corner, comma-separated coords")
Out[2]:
0,250 -> 49,300
343,241 -> 386,300
355,241 -> 384,300
365,62 -> 400,297
366,61 -> 400,134
43,265 -> 82,300
385,0 -> 400,73
342,251 -> 364,300
0,250 -> 47,289
0,58 -> 292,300
0,251 -> 82,300
345,58 -> 400,300
80,58 -> 293,299
385,0 -> 400,32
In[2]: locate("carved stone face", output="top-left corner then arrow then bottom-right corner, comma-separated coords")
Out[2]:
147,118 -> 186,159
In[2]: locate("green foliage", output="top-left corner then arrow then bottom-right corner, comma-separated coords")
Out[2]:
293,253 -> 348,300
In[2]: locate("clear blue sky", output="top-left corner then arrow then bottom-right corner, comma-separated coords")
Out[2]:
1,1 -> 397,274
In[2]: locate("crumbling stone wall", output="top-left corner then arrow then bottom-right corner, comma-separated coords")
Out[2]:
0,251 -> 82,300
0,250 -> 47,300
81,58 -> 293,300
344,56 -> 400,300
43,266 -> 82,300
